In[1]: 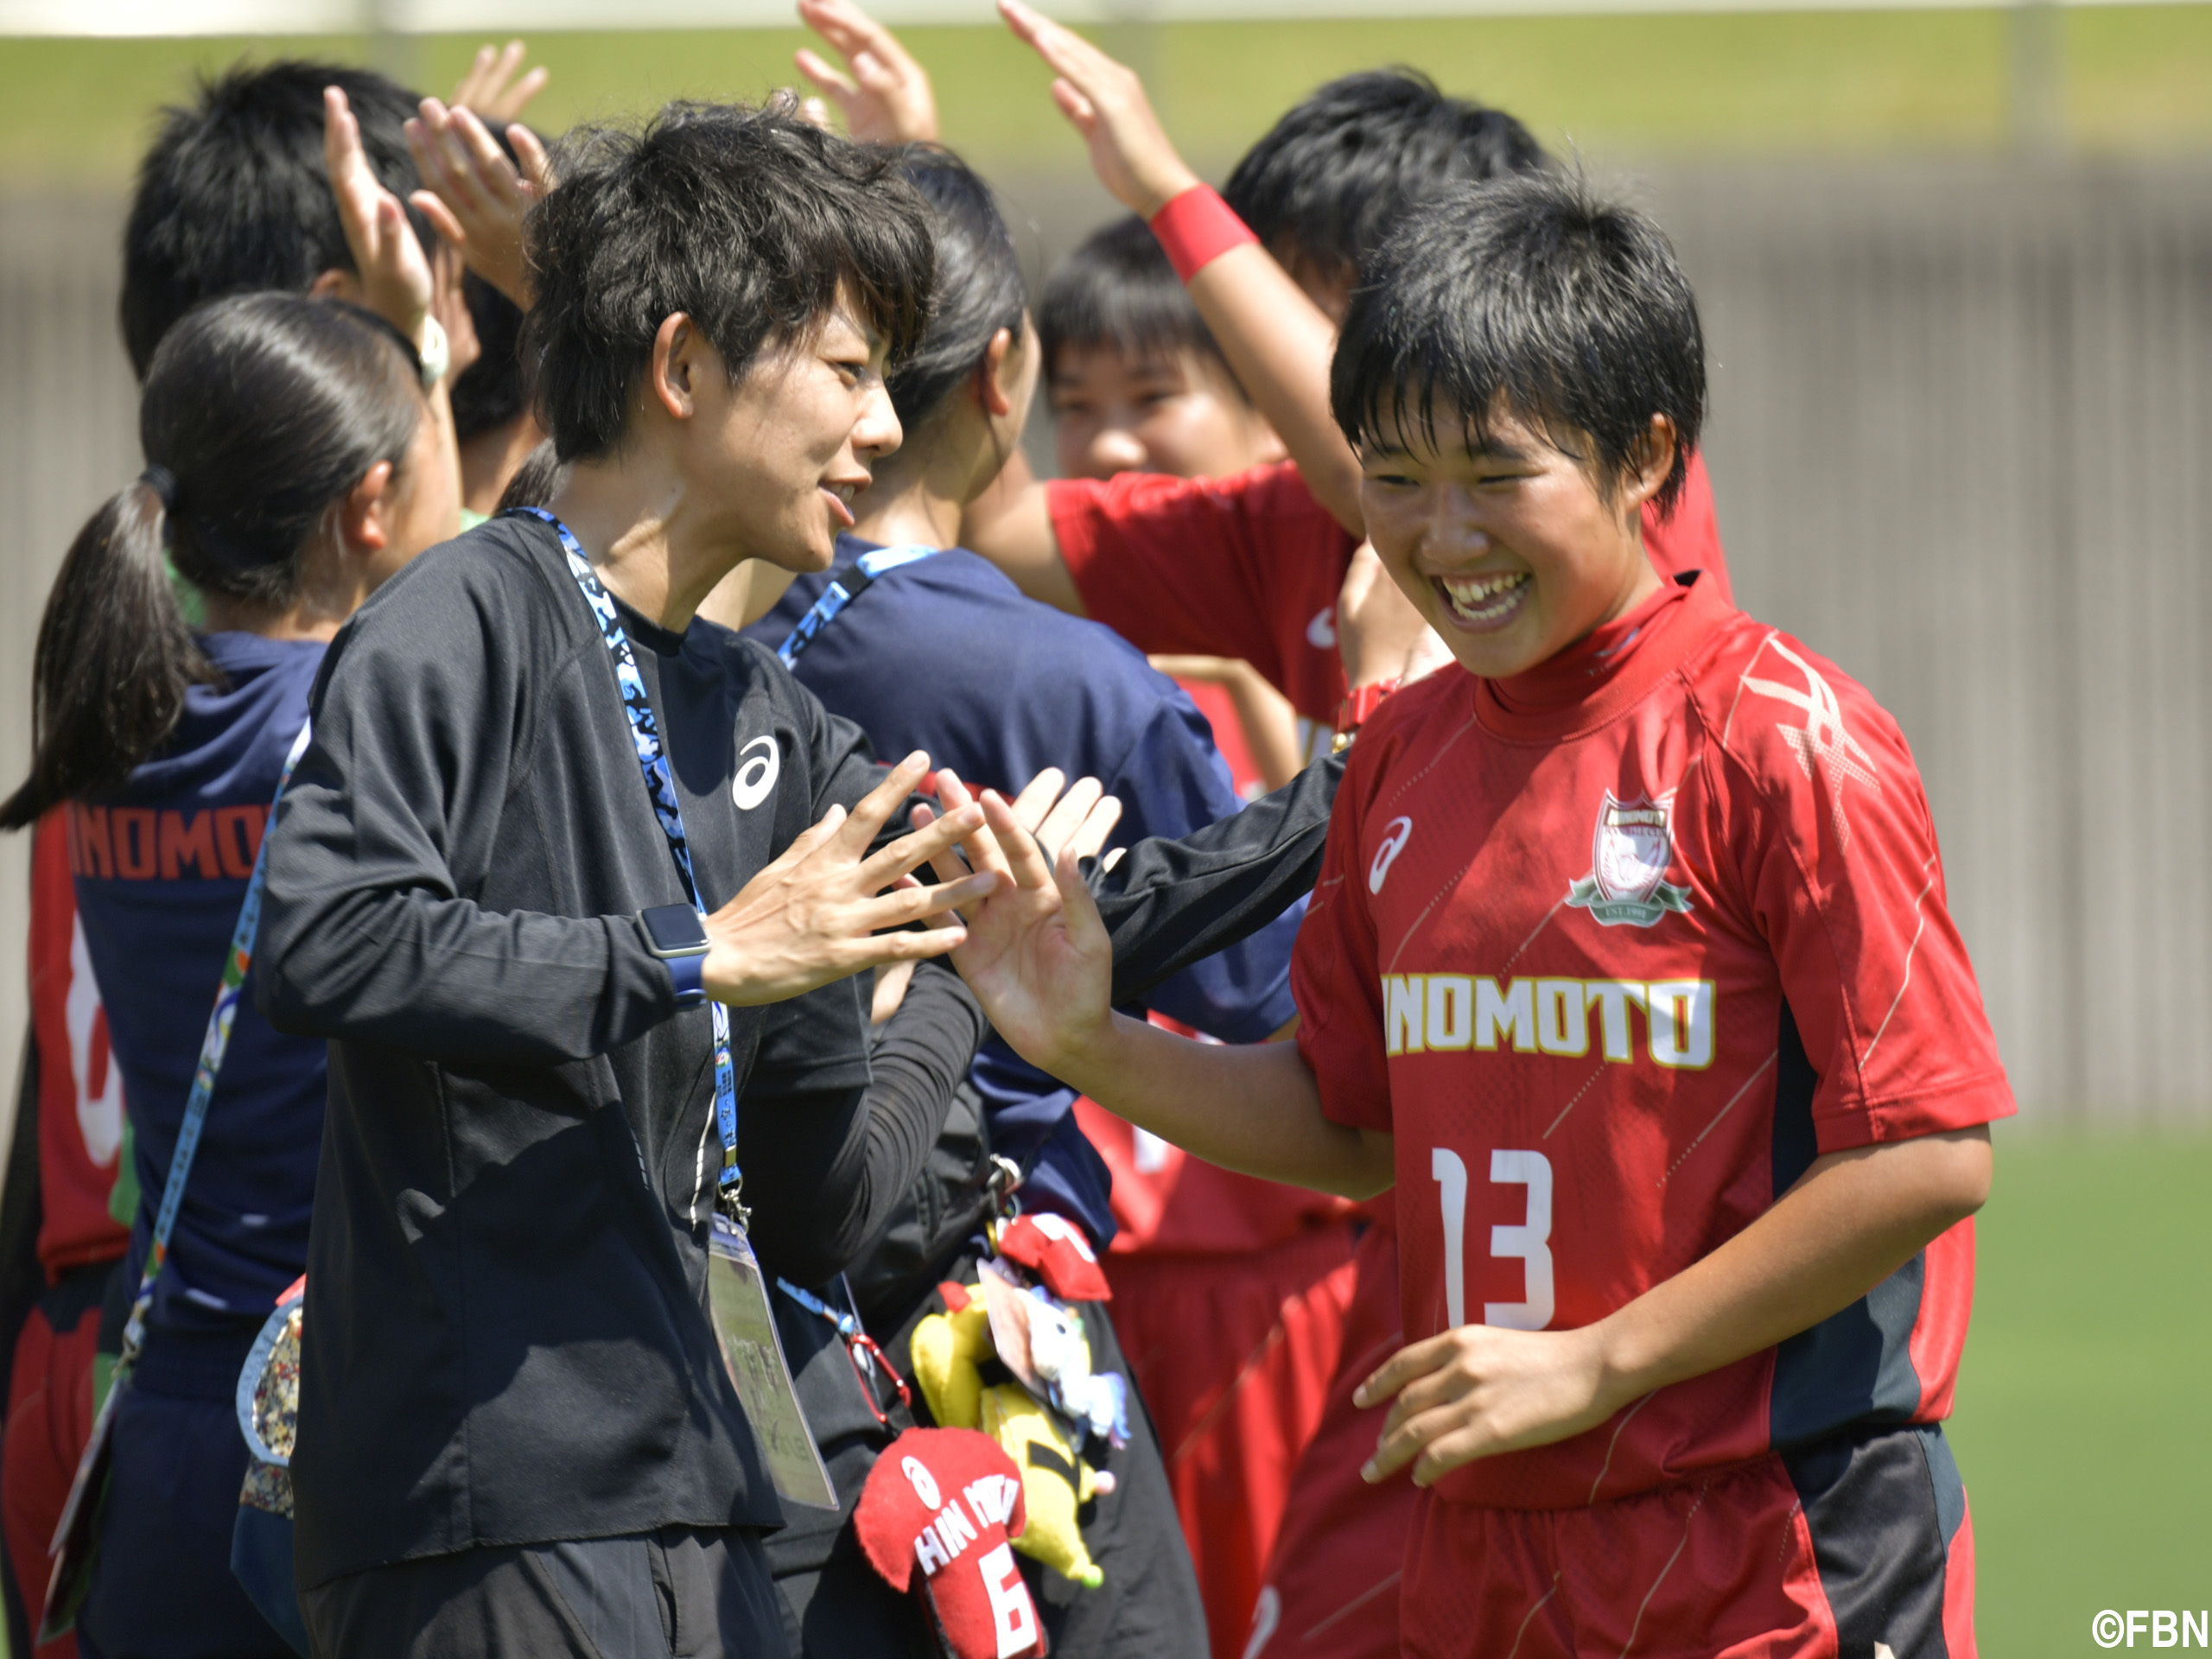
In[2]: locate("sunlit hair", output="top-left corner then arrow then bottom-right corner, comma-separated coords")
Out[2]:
525,99 -> 936,461
1332,171 -> 1705,518
1224,68 -> 1549,291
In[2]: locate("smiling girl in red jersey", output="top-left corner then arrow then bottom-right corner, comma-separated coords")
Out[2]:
943,168 -> 2008,1659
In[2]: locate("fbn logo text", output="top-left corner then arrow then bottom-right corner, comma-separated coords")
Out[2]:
1382,975 -> 1717,1069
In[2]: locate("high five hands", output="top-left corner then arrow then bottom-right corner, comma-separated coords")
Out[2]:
996,0 -> 1200,217
700,753 -> 1011,1007
321,87 -> 439,351
909,768 -> 1124,1079
795,0 -> 942,145
404,47 -> 553,310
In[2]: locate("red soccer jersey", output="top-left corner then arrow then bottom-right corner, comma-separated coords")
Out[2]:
1047,453 -> 1732,760
27,810 -> 130,1280
1294,574 -> 2012,1511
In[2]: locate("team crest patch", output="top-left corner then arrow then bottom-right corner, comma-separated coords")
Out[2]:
1565,791 -> 1693,927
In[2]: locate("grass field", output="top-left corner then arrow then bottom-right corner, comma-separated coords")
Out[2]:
3,5 -> 2212,188
1951,1131 -> 2212,1654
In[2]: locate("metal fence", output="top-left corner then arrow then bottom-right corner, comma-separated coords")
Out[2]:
3,159 -> 2209,1131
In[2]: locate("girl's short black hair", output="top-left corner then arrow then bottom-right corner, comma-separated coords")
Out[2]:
1224,68 -> 1550,292
1037,215 -> 1238,394
1331,172 -> 1706,517
885,146 -> 1028,435
524,99 -> 937,461
121,60 -> 429,383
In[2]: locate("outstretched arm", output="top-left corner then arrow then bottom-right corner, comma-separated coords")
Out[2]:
995,0 -> 1362,536
1357,1126 -> 1993,1487
925,781 -> 1390,1197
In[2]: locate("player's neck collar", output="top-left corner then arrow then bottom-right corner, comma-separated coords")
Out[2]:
1478,572 -> 1726,741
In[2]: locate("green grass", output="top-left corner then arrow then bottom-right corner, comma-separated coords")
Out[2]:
1949,1131 -> 2212,1655
3,6 -> 2212,188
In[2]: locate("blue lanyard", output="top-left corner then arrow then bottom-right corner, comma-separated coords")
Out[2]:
122,717 -> 314,1361
509,506 -> 746,1224
775,543 -> 940,667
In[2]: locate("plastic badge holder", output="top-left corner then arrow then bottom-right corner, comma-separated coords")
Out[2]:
708,1213 -> 838,1510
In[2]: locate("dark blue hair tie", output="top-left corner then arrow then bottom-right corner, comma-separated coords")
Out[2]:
138,465 -> 178,512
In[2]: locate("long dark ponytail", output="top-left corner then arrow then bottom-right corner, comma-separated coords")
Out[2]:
0,291 -> 421,829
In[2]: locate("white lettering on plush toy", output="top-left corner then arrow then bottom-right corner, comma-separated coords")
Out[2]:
916,1524 -> 952,1576
904,1455 -> 942,1510
936,1498 -> 980,1560
966,1474 -> 1020,1529
981,1542 -> 1039,1657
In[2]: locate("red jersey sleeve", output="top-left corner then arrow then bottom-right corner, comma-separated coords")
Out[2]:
1292,734 -> 1394,1133
1704,628 -> 2013,1152
1046,462 -> 1355,694
1643,450 -> 1732,607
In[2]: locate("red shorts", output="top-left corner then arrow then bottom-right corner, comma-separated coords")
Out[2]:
1402,1424 -> 1978,1659
1244,1223 -> 1413,1659
3,1264 -> 114,1659
1104,1224 -> 1357,1659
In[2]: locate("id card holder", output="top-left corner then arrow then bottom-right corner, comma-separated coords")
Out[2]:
40,1360 -> 130,1640
707,1214 -> 838,1511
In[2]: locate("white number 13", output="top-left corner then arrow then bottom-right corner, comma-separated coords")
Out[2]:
1431,1147 -> 1554,1332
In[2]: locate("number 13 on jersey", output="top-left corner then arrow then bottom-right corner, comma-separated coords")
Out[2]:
1432,1148 -> 1554,1332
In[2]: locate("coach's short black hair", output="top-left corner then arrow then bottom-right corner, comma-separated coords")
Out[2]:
1224,69 -> 1549,291
886,147 -> 1027,434
1038,215 -> 1238,394
1332,172 -> 1705,516
525,100 -> 935,461
120,60 -> 427,381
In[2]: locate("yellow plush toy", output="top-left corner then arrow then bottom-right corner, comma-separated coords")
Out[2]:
911,1283 -> 1116,1588
910,1294 -> 992,1433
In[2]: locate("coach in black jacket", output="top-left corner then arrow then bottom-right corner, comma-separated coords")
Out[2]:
256,105 -> 998,1658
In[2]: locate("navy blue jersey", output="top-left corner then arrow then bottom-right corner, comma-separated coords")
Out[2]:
68,632 -> 325,1350
743,539 -> 1301,1243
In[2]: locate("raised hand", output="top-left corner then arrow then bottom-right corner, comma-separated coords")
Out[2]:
404,97 -> 550,308
323,86 -> 435,346
996,0 -> 1198,217
795,0 -> 941,146
702,753 -> 1002,1006
449,40 -> 549,124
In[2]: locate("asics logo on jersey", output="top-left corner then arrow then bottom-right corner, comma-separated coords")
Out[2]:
1566,791 -> 1693,927
731,735 -> 779,810
1306,606 -> 1337,649
1370,817 -> 1414,893
1740,638 -> 1879,846
1382,973 -> 1715,1069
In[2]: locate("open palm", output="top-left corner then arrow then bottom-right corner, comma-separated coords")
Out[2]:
920,779 -> 1117,1078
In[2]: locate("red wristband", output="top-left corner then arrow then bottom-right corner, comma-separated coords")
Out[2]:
1148,185 -> 1258,283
